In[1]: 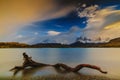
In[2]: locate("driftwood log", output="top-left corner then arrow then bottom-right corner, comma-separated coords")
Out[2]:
10,53 -> 107,76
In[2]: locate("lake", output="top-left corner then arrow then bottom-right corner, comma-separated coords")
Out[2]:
0,48 -> 120,79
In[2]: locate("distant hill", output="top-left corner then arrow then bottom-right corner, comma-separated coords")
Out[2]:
0,42 -> 30,48
0,37 -> 120,48
70,37 -> 120,47
32,43 -> 69,48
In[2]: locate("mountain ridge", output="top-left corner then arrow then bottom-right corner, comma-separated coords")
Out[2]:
0,37 -> 120,48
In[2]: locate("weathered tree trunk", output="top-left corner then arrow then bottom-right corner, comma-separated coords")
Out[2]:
10,53 -> 51,75
10,53 -> 107,76
53,63 -> 107,74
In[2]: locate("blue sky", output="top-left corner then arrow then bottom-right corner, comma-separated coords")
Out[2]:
22,11 -> 86,32
0,0 -> 120,44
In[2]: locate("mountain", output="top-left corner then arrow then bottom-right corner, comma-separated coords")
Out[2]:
70,37 -> 120,47
32,43 -> 69,48
76,36 -> 92,43
109,37 -> 120,43
76,36 -> 109,43
42,39 -> 57,43
0,37 -> 120,48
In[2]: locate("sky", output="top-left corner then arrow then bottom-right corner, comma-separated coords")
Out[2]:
0,0 -> 120,44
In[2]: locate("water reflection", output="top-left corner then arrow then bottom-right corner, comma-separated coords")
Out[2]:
11,67 -> 46,80
22,67 -> 46,80
11,65 -> 82,80
0,48 -> 120,79
28,48 -> 86,64
10,52 -> 107,80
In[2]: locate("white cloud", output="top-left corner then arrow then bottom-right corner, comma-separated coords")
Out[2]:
78,5 -> 99,18
77,5 -> 120,42
69,26 -> 80,33
47,31 -> 61,36
17,35 -> 23,38
34,32 -> 39,35
82,4 -> 86,7
82,21 -> 86,24
44,26 -> 81,44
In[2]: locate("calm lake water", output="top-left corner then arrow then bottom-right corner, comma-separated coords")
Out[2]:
0,48 -> 120,79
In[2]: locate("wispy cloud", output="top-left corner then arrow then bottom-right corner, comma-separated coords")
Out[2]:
47,31 -> 61,36
77,5 -> 120,41
0,0 -> 74,37
16,35 -> 23,38
78,5 -> 99,18
34,32 -> 39,35
11,26 -> 80,44
43,26 -> 81,44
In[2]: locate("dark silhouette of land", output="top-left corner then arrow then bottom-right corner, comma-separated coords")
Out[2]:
1,37 -> 120,48
10,53 -> 107,77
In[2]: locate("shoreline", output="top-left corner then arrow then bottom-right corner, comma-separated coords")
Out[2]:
0,75 -> 119,80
